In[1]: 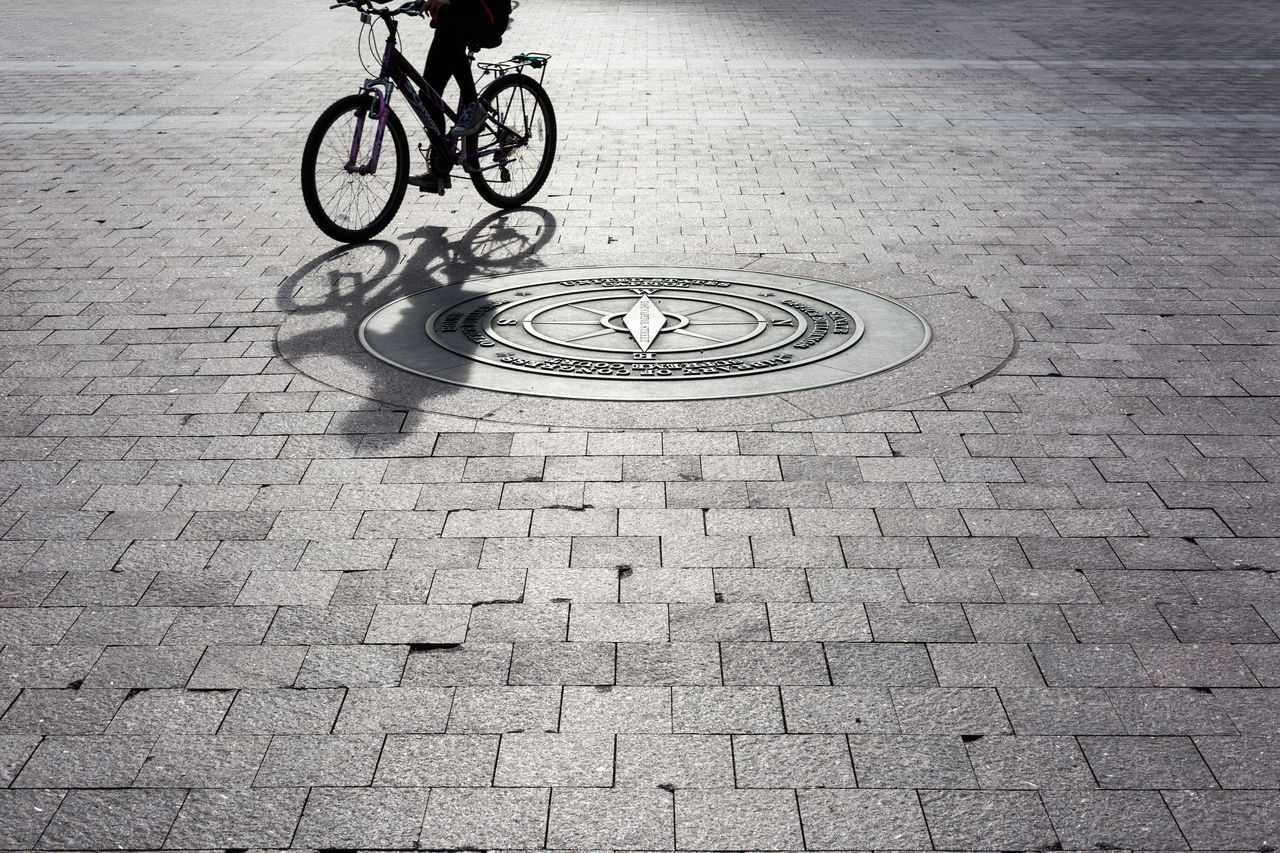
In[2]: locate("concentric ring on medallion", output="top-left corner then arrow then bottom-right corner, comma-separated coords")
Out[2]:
357,267 -> 931,402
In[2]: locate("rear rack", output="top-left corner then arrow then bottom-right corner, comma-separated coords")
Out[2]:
477,52 -> 551,85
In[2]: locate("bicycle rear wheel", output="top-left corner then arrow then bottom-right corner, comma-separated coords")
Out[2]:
466,75 -> 556,208
302,93 -> 409,243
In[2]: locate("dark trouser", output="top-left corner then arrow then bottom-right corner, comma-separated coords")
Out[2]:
422,9 -> 480,140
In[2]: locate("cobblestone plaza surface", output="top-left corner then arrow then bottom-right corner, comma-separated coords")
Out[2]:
2,0 -> 1279,849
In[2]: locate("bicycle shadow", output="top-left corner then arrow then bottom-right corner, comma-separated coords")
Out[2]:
275,206 -> 557,449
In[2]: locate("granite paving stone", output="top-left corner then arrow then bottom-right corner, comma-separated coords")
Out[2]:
1078,734 -> 1219,789
732,733 -> 856,788
509,640 -> 616,685
672,686 -> 784,734
999,687 -> 1126,735
825,641 -> 938,686
138,569 -> 248,607
675,789 -> 802,851
219,687 -> 345,735
619,565 -> 716,603
373,733 -> 499,786
494,732 -> 614,786
548,787 -> 674,849
930,642 -> 1047,687
294,642 -> 408,688
82,644 -> 204,689
292,786 -> 429,850
429,569 -> 530,605
808,571 -> 911,604
964,603 -> 1076,642
749,534 -> 846,568
468,603 -> 569,641
919,790 -> 1059,851
965,733 -> 1095,789
617,641 -> 721,685
713,567 -> 812,602
1032,642 -> 1152,687
164,787 -> 307,849
847,733 -> 978,789
569,603 -> 669,642
892,687 -> 1013,734
561,685 -> 672,732
721,641 -> 830,685
419,787 -> 549,850
401,642 -> 514,686
765,602 -> 872,641
1193,734 -> 1280,789
447,686 -> 562,733
61,605 -> 178,645
781,686 -> 900,733
133,733 -> 271,788
262,604 -> 374,644
1134,641 -> 1261,687
185,644 -> 307,689
668,603 -> 769,641
615,733 -> 735,789
0,789 -> 66,850
332,685 -> 453,733
0,735 -> 38,787
13,735 -> 153,788
797,788 -> 931,850
900,566 -> 1003,602
104,688 -> 235,736
364,603 -> 471,644
1041,790 -> 1188,851
0,688 -> 125,735
254,732 -> 384,786
867,602 -> 975,642
1106,687 -> 1241,735
35,788 -> 187,851
160,605 -> 275,645
1164,790 -> 1280,850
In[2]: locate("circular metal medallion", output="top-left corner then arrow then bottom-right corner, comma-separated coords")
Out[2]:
358,267 -> 931,401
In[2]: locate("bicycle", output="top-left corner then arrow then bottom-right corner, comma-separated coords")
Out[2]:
301,0 -> 557,243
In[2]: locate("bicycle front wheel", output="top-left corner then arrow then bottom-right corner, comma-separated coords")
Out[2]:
466,75 -> 557,208
302,93 -> 409,243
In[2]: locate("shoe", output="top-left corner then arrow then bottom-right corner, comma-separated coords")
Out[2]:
406,171 -> 452,195
449,101 -> 486,138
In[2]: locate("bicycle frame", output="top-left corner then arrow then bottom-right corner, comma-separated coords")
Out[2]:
350,14 -> 455,175
349,11 -> 534,179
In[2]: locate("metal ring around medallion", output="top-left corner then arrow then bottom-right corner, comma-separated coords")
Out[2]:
357,267 -> 928,402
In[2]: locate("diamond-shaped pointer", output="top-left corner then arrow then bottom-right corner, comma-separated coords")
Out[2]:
622,296 -> 667,352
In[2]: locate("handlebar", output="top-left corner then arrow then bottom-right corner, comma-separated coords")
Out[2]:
329,0 -> 424,17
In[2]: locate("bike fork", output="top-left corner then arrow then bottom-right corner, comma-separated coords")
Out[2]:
348,81 -> 392,174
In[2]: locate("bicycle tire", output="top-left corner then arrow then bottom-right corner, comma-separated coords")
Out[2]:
302,93 -> 410,243
465,74 -> 557,208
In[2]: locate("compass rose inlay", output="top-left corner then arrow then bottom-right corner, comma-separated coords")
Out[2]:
356,268 -> 934,402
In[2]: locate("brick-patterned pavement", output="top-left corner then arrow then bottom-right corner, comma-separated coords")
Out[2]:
1,0 -> 1278,849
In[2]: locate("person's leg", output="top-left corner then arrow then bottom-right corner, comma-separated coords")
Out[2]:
422,30 -> 453,136
433,6 -> 485,136
412,29 -> 457,192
